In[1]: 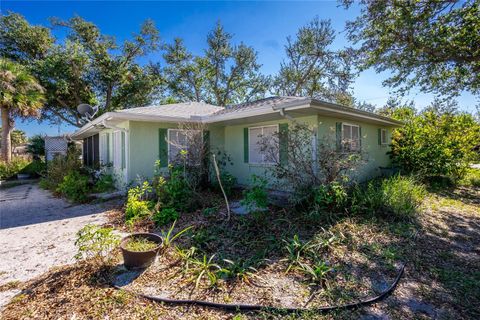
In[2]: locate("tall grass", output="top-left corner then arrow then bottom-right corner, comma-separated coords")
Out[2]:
351,175 -> 426,219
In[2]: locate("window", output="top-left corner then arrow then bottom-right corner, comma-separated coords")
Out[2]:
167,129 -> 202,164
342,123 -> 360,151
249,125 -> 278,164
381,129 -> 387,145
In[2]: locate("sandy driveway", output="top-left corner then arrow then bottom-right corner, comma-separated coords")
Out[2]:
0,183 -> 121,307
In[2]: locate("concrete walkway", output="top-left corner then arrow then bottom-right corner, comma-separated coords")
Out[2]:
0,183 -> 121,307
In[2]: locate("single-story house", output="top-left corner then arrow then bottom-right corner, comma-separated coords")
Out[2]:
71,96 -> 402,189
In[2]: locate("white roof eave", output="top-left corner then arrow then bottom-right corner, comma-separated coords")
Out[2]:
72,100 -> 403,139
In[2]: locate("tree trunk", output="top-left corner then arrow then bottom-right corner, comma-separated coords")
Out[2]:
1,105 -> 12,163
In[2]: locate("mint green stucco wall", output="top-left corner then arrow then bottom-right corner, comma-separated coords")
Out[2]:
127,121 -> 225,183
222,116 -> 319,185
103,116 -> 393,188
317,117 -> 392,182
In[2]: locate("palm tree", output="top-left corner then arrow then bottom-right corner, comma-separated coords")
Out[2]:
0,59 -> 45,162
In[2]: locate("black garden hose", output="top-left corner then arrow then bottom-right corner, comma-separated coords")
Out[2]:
112,262 -> 406,313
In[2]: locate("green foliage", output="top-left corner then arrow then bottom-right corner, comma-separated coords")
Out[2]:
202,207 -> 218,217
160,221 -> 193,249
221,259 -> 258,284
273,16 -> 353,103
351,175 -> 426,219
311,182 -> 348,212
124,237 -> 159,252
0,129 -> 27,151
0,58 -> 45,162
56,171 -> 89,202
19,159 -> 46,177
0,157 -> 30,180
74,224 -> 120,264
163,22 -> 269,106
156,166 -> 199,212
26,134 -> 45,156
297,261 -> 332,286
458,168 -> 480,187
40,148 -> 82,190
182,253 -> 225,289
93,173 -> 115,193
1,12 -> 161,127
212,171 -> 237,196
388,106 -> 480,179
283,235 -> 311,273
241,175 -> 269,211
342,0 -> 480,98
152,207 -> 179,227
125,181 -> 153,224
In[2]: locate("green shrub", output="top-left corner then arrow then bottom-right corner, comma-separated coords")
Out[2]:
152,207 -> 179,226
388,107 -> 480,179
19,160 -> 46,177
93,173 -> 115,193
56,171 -> 90,202
212,171 -> 237,196
157,166 -> 199,212
42,148 -> 82,190
241,175 -> 269,211
74,224 -> 120,264
0,157 -> 30,180
458,168 -> 480,187
125,181 -> 153,224
351,175 -> 426,218
312,182 -> 348,212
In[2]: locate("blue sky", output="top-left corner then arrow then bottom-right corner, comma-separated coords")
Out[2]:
2,0 -> 478,137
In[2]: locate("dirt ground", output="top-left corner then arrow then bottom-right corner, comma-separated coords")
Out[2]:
0,183 -> 121,307
1,184 -> 479,319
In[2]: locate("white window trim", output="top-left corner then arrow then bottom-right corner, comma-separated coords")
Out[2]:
248,124 -> 279,165
167,129 -> 203,164
380,128 -> 388,145
342,123 -> 361,152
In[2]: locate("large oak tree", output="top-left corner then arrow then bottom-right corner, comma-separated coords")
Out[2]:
163,22 -> 270,106
272,17 -> 355,103
1,13 -> 163,127
342,0 -> 480,99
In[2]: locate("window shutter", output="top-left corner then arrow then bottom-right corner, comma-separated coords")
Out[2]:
336,122 -> 342,151
121,131 -> 126,169
106,133 -> 110,163
203,130 -> 210,166
279,123 -> 288,165
243,128 -> 249,163
378,128 -> 382,145
359,126 -> 362,150
158,128 -> 168,167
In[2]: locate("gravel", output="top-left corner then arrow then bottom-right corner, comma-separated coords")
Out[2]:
0,183 -> 121,307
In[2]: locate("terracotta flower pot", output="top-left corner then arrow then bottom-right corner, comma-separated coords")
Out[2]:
120,233 -> 163,270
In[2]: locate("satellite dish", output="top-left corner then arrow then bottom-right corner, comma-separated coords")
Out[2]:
77,104 -> 98,123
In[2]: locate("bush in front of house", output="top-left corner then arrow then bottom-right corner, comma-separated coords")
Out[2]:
56,171 -> 90,202
39,147 -> 83,190
74,224 -> 120,265
241,174 -> 269,212
386,105 -> 480,180
212,171 -> 237,197
93,173 -> 115,193
0,157 -> 31,180
350,175 -> 426,219
152,207 -> 179,226
125,181 -> 154,224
